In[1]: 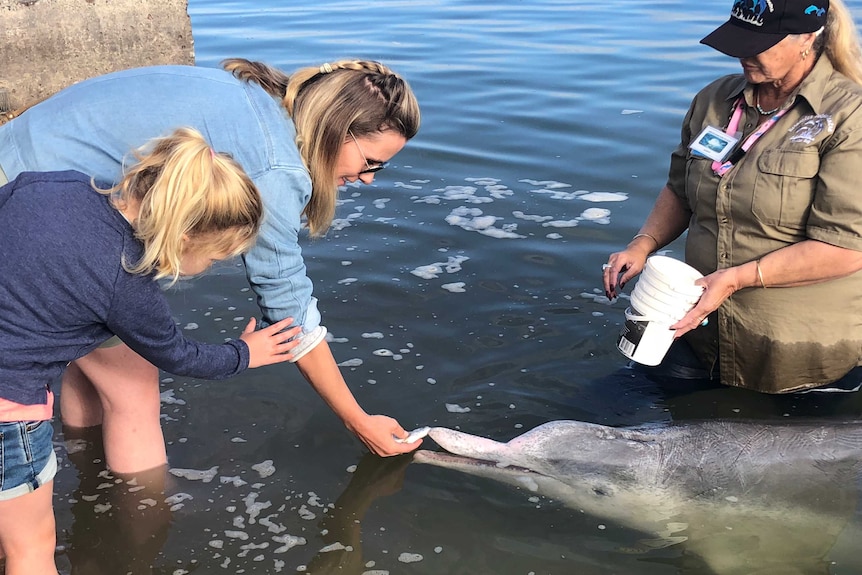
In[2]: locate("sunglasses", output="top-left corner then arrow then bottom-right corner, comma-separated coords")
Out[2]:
349,131 -> 388,175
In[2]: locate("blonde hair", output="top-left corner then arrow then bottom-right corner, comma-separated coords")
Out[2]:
222,58 -> 421,237
102,127 -> 263,286
816,0 -> 862,85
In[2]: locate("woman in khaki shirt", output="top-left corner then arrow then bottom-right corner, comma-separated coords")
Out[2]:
603,0 -> 862,393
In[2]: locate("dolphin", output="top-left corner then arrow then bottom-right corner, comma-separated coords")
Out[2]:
413,419 -> 862,575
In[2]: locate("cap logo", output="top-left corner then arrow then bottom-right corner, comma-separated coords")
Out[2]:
805,4 -> 826,16
731,0 -> 775,27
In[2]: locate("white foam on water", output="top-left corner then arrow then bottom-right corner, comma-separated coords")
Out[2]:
513,210 -> 554,222
527,188 -> 586,200
579,191 -> 627,202
160,389 -> 186,405
580,207 -> 612,224
166,493 -> 193,505
169,466 -> 219,483
398,553 -> 423,563
441,282 -> 466,293
542,219 -> 579,228
394,181 -> 424,190
244,493 -> 273,524
220,476 -> 248,487
410,255 -> 469,279
445,403 -> 471,414
519,179 -> 572,189
272,534 -> 306,553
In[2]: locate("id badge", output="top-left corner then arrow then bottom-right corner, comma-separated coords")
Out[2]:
689,126 -> 739,163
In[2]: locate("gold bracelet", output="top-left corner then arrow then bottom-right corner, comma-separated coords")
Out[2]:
632,233 -> 659,249
756,259 -> 767,288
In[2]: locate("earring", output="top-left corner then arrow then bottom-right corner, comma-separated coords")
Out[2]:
802,48 -> 811,60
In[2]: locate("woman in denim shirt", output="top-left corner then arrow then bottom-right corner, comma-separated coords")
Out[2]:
0,58 -> 422,473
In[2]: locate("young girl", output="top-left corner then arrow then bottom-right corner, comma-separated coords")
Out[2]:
0,127 -> 299,574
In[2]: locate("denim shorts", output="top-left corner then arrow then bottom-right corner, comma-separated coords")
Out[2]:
0,420 -> 58,501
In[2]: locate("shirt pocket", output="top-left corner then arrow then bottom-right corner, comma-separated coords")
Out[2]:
684,154 -> 718,210
753,149 -> 819,229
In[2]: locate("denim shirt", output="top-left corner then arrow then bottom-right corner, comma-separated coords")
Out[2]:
0,65 -> 320,332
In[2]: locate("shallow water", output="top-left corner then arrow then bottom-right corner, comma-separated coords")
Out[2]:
52,1 -> 862,574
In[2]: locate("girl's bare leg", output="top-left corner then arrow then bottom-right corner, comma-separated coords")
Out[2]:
60,344 -> 167,473
0,482 -> 59,575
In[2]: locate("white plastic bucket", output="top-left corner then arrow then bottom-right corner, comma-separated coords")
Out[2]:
616,306 -> 676,366
630,288 -> 686,323
640,255 -> 704,298
637,269 -> 702,306
618,255 -> 704,366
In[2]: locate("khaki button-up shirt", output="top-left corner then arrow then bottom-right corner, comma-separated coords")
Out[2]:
666,56 -> 862,393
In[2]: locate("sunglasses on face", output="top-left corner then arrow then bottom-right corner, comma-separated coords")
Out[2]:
349,131 -> 388,174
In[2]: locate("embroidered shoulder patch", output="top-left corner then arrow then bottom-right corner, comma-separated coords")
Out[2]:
788,114 -> 834,144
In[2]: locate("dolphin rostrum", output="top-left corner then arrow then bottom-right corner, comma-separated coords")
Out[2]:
413,419 -> 862,575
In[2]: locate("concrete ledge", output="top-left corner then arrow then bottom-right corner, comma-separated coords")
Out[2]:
0,0 -> 195,111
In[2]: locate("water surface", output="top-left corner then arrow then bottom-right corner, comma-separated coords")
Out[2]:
53,1 -> 862,574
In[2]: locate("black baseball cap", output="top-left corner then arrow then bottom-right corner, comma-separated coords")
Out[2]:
700,0 -> 829,58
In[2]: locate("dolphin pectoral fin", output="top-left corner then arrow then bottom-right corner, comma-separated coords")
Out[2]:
631,522 -> 689,550
635,535 -> 688,550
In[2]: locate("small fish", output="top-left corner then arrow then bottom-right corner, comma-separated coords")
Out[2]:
394,426 -> 431,444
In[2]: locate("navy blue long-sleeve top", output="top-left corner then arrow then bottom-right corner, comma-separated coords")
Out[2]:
0,171 -> 249,405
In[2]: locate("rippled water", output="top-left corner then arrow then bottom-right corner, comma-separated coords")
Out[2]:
52,1 -> 862,574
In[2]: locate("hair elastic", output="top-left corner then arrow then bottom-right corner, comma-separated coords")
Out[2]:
319,63 -> 333,74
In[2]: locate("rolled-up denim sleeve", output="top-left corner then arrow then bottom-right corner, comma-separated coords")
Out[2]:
243,167 -> 321,332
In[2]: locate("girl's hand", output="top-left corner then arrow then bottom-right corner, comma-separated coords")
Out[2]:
240,317 -> 302,368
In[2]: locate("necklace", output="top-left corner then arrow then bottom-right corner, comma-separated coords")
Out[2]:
755,89 -> 781,115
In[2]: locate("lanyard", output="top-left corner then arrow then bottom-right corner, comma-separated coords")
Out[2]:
712,97 -> 791,176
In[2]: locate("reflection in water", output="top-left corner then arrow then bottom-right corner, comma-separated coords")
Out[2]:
58,425 -> 172,575
55,430 -> 417,575
303,453 -> 412,575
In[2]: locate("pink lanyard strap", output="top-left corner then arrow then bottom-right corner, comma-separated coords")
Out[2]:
712,97 -> 791,176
